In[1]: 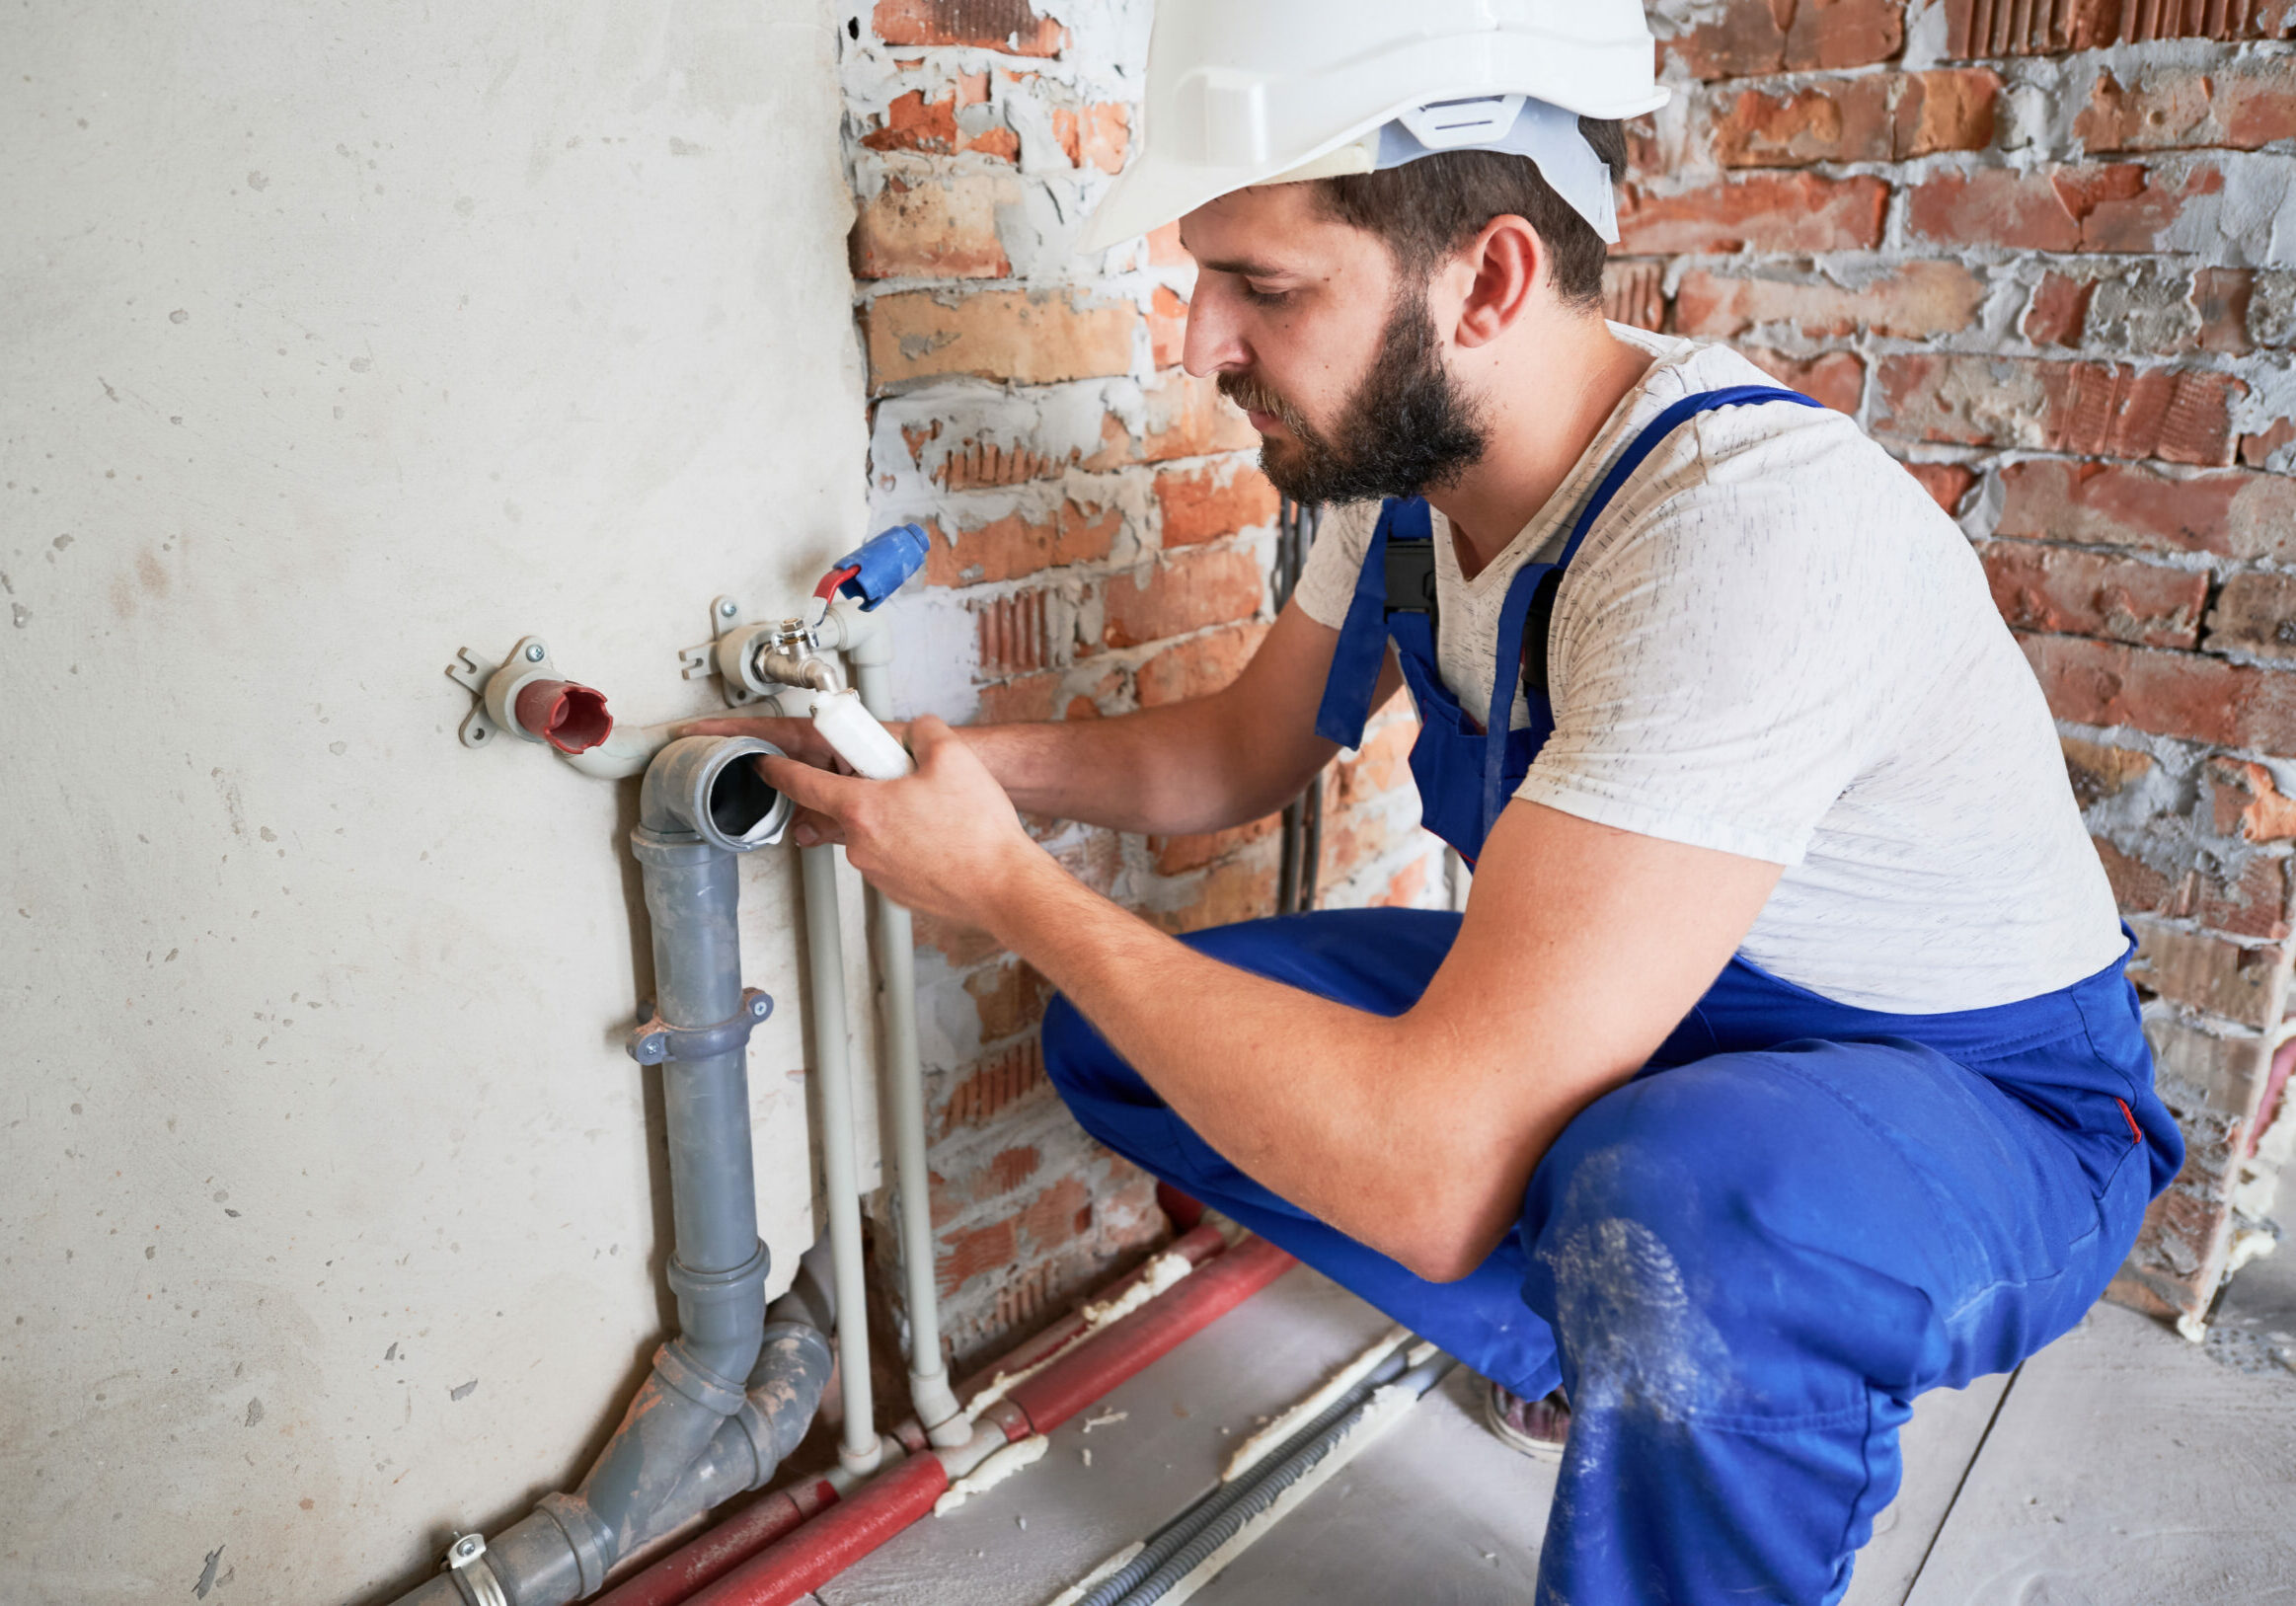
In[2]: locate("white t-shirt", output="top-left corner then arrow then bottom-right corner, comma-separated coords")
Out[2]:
1293,326 -> 2123,1012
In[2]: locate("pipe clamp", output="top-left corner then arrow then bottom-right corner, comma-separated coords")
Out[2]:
441,1534 -> 509,1606
628,988 -> 773,1065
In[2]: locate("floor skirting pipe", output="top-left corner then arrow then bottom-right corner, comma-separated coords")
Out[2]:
630,1234 -> 1296,1606
1005,1236 -> 1295,1434
681,1451 -> 952,1606
594,1477 -> 840,1606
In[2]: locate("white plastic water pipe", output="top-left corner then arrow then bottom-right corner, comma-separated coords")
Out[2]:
824,602 -> 966,1447
800,838 -> 884,1480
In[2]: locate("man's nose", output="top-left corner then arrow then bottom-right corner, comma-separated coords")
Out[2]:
1181,286 -> 1250,379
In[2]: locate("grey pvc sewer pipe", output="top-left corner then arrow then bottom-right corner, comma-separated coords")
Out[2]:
849,652 -> 964,1446
388,737 -> 828,1606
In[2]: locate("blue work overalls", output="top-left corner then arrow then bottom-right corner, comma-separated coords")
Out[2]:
1043,387 -> 2183,1605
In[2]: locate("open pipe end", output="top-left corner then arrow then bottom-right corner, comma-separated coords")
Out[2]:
516,679 -> 614,754
639,736 -> 794,852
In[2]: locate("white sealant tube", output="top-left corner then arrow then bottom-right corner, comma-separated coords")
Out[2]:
811,689 -> 913,781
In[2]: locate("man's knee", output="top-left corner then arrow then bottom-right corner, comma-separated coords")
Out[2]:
1523,1053 -> 1939,1415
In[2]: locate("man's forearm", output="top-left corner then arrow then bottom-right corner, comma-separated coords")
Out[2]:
958,697 -> 1285,837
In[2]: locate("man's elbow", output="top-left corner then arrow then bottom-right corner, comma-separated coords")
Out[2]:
1381,1204 -> 1513,1286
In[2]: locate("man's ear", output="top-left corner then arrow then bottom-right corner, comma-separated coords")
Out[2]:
1453,214 -> 1544,350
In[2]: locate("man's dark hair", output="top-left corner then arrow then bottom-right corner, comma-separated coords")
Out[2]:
1312,116 -> 1628,310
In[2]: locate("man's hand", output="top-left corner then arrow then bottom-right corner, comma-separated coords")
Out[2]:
755,715 -> 1047,928
678,712 -> 907,773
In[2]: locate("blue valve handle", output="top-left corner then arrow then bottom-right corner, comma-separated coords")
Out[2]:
830,523 -> 931,611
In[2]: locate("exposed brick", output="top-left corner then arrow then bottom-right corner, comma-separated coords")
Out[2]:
1052,103 -> 1129,174
1898,67 -> 2004,155
1741,347 -> 1866,415
1148,285 -> 1187,370
2127,919 -> 2287,1028
965,956 -> 1053,1041
1333,719 -> 1419,808
1714,77 -> 1896,167
1943,0 -> 2296,56
2243,417 -> 2296,468
1902,461 -> 1977,513
1147,221 -> 1187,267
2023,271 -> 2096,346
1995,461 -> 2296,564
860,83 -> 1016,160
1711,70 -> 1996,168
1980,541 -> 2207,648
1103,550 -> 1263,650
874,0 -> 1067,56
1153,461 -> 1278,548
1085,370 -> 1261,468
2205,572 -> 2296,662
1145,859 -> 1279,936
2098,834 -> 2292,940
938,1217 -> 1017,1295
971,587 -> 1055,677
1378,856 -> 1432,909
1657,0 -> 1906,78
1904,162 -> 2225,254
1873,354 -> 2243,465
2062,733 -> 2155,808
852,165 -> 1016,279
2022,633 -> 2296,756
1601,261 -> 1667,332
975,670 -> 1057,725
937,1037 -> 1049,1138
1674,261 -> 1983,340
1133,621 -> 1268,707
2212,756 -> 2296,842
1149,815 -> 1280,875
923,497 -> 1121,587
2195,268 -> 2255,355
866,288 -> 1137,389
2077,59 -> 2296,153
2149,1016 -> 2272,1118
1617,174 -> 1889,255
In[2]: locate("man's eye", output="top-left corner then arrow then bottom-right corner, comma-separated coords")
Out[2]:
1241,283 -> 1291,307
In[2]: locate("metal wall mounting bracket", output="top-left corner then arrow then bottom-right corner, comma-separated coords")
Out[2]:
628,988 -> 774,1066
679,595 -> 772,707
445,635 -> 558,750
442,1533 -> 509,1606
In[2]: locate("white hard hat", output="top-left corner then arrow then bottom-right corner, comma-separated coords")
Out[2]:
1083,0 -> 1668,254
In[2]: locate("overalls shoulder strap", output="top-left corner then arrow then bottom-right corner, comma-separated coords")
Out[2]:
1314,497 -> 1432,749
1471,383 -> 1823,830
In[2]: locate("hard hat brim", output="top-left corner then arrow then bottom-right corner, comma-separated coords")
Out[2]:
1083,83 -> 1667,254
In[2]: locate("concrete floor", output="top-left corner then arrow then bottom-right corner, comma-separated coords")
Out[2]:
816,1247 -> 2296,1606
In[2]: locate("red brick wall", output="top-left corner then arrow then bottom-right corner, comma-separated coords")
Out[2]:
1620,0 -> 2296,1327
838,0 -> 1448,1367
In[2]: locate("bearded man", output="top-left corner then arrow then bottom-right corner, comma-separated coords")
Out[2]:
728,5 -> 2181,1600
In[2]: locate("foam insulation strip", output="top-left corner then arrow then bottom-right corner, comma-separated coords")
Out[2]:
933,1434 -> 1052,1517
959,1247 -> 1202,1425
1219,1324 -> 1413,1484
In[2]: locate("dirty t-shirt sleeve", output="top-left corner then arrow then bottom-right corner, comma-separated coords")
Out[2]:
1515,433 -> 1910,867
1288,500 -> 1380,632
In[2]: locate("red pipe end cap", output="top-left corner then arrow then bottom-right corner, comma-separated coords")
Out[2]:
515,679 -> 613,754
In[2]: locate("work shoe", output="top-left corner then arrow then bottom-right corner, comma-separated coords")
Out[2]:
1483,1380 -> 1570,1462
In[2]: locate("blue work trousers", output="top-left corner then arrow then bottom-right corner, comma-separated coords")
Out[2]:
1041,908 -> 2174,1606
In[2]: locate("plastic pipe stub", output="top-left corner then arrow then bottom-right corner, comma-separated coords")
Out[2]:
513,678 -> 613,754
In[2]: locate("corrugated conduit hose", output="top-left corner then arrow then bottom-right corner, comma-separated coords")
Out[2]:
1079,1345 -> 1455,1606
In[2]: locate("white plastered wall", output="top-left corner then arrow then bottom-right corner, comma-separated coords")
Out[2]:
0,3 -> 875,1599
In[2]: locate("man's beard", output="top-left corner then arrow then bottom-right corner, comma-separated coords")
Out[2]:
1219,282 -> 1490,505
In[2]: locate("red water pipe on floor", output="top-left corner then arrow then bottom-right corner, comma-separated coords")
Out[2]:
592,1478 -> 839,1606
637,1230 -> 1296,1606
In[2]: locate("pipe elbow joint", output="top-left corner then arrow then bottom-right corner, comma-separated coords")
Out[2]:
637,735 -> 793,850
